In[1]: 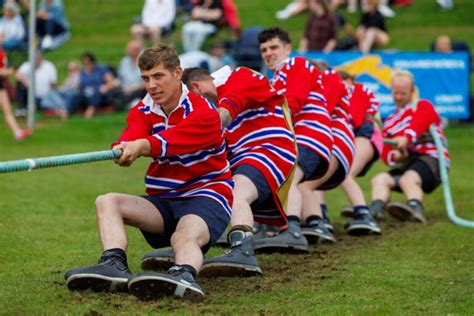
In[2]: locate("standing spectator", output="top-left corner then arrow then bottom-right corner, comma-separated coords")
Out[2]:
114,40 -> 146,110
15,50 -> 57,115
41,60 -> 80,119
0,46 -> 29,140
36,0 -> 70,51
130,0 -> 176,45
298,0 -> 338,53
182,0 -> 224,52
72,52 -> 117,119
356,0 -> 390,54
0,2 -> 25,50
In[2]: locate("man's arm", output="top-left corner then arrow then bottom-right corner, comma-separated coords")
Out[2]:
146,106 -> 223,158
113,139 -> 151,167
218,107 -> 232,128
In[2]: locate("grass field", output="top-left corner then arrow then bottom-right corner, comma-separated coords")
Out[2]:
1,0 -> 474,314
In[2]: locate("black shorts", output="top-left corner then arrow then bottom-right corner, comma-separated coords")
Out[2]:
389,155 -> 441,193
318,161 -> 346,191
140,195 -> 230,253
354,122 -> 379,177
297,145 -> 329,182
233,164 -> 272,207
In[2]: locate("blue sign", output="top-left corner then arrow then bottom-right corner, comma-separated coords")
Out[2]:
300,51 -> 470,119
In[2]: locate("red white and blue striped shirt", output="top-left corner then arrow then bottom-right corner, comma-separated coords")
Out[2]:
114,84 -> 234,217
348,82 -> 380,130
382,99 -> 450,168
271,57 -> 333,167
217,67 -> 297,225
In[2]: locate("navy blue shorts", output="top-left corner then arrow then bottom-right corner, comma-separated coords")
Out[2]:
354,122 -> 380,177
140,195 -> 230,253
297,145 -> 329,182
389,155 -> 441,193
233,164 -> 272,208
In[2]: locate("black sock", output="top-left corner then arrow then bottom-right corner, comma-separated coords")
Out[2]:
370,200 -> 385,212
287,215 -> 300,224
177,264 -> 197,279
306,215 -> 322,225
407,199 -> 423,208
320,204 -> 329,219
102,248 -> 127,263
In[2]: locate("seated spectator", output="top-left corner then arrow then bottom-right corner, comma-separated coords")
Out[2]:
130,0 -> 176,45
275,0 -> 308,20
41,60 -> 80,119
356,0 -> 390,54
36,0 -> 70,51
72,51 -> 117,119
232,26 -> 263,71
221,0 -> 241,36
298,0 -> 338,53
15,50 -> 57,116
182,0 -> 224,52
0,2 -> 25,50
113,40 -> 146,110
179,50 -> 213,70
436,0 -> 453,10
0,46 -> 29,140
433,34 -> 453,53
208,42 -> 235,72
347,0 -> 395,17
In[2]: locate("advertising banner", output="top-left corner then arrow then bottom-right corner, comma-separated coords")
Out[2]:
302,51 -> 470,119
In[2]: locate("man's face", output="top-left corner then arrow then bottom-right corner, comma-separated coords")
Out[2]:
259,37 -> 292,71
141,63 -> 183,110
190,77 -> 218,103
391,76 -> 414,109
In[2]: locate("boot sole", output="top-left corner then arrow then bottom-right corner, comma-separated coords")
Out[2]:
128,275 -> 205,302
301,231 -> 336,244
345,224 -> 382,236
387,202 -> 426,223
199,262 -> 262,277
340,207 -> 355,218
253,243 -> 309,254
66,274 -> 129,292
141,258 -> 175,271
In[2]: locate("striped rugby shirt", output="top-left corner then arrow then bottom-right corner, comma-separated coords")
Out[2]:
216,67 -> 297,225
271,57 -> 333,171
348,82 -> 380,130
382,99 -> 450,168
318,69 -> 355,177
114,84 -> 234,217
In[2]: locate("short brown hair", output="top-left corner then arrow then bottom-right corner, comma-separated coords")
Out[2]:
138,44 -> 180,71
182,67 -> 212,88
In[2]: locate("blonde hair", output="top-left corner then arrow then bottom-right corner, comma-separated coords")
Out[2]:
391,69 -> 415,88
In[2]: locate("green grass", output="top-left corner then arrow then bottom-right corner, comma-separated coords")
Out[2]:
1,0 -> 474,314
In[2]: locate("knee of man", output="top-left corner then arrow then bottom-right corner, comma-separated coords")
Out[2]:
95,193 -> 119,214
170,230 -> 195,247
371,173 -> 389,187
399,171 -> 420,187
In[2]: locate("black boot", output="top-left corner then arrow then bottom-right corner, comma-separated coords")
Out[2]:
65,248 -> 133,292
200,226 -> 262,277
253,220 -> 309,253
